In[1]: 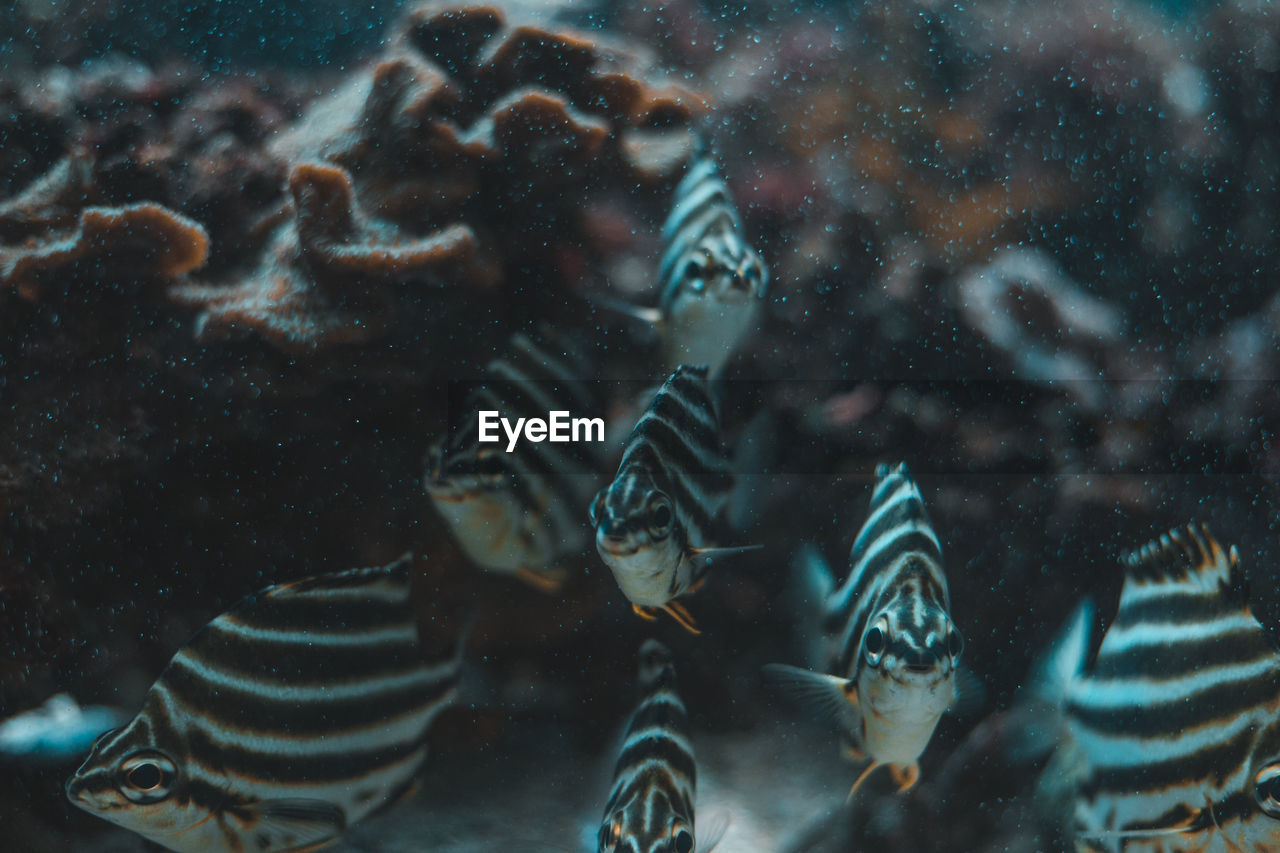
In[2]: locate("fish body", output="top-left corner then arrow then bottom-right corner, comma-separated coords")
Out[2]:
589,365 -> 738,633
1043,524 -> 1280,853
427,331 -> 605,591
654,151 -> 768,379
598,639 -> 698,853
766,462 -> 962,795
66,556 -> 465,853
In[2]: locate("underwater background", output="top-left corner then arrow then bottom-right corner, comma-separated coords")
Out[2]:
3,0 -> 1279,850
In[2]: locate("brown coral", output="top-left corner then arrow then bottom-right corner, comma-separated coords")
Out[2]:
272,1 -> 703,196
171,1 -> 703,353
0,154 -> 209,300
170,161 -> 486,351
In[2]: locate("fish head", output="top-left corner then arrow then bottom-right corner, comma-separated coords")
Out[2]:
855,576 -> 963,716
425,438 -> 510,502
637,639 -> 675,689
590,474 -> 684,607
671,225 -> 767,308
66,722 -> 209,848
598,795 -> 695,853
853,596 -> 960,765
1239,754 -> 1280,844
427,448 -> 538,571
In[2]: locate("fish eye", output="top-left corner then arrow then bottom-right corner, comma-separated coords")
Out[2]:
947,627 -> 964,660
128,763 -> 163,790
863,623 -> 887,668
648,499 -> 674,536
1254,765 -> 1280,817
684,259 -> 705,281
673,828 -> 694,853
119,753 -> 177,803
597,817 -> 622,851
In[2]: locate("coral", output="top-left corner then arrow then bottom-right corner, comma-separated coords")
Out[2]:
0,154 -> 209,300
955,247 -> 1125,410
170,161 -> 487,351
313,1 -> 701,184
171,0 -> 702,353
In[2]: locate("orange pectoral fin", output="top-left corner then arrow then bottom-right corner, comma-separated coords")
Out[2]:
889,763 -> 919,792
632,604 -> 660,622
847,760 -> 883,802
663,599 -> 702,635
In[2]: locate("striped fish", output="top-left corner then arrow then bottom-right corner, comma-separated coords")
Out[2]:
598,639 -> 698,853
622,146 -> 768,380
427,330 -> 605,592
588,365 -> 750,635
765,462 -> 964,797
1039,524 -> 1280,853
65,555 -> 465,853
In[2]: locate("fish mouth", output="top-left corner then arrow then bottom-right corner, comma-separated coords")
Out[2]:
65,776 -> 90,807
599,538 -> 642,557
714,278 -> 754,301
426,486 -> 471,502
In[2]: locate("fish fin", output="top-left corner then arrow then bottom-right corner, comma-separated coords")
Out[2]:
663,600 -> 702,635
846,759 -> 883,802
514,566 -> 568,593
789,543 -> 837,670
245,798 -> 346,852
1078,823 -> 1203,843
795,543 -> 836,604
697,811 -> 731,852
594,294 -> 663,326
389,776 -> 421,809
1005,599 -> 1094,765
1033,598 -> 1094,707
686,543 -> 763,562
948,663 -> 987,720
725,408 -> 776,533
762,664 -> 859,728
631,603 -> 660,622
1121,522 -> 1239,591
359,776 -> 421,822
888,763 -> 919,792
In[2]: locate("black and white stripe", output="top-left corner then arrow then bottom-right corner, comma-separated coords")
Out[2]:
1053,524 -> 1280,852
66,556 -> 465,853
824,462 -> 953,679
598,639 -> 697,853
427,330 -> 606,589
653,147 -> 768,379
765,463 -> 962,797
589,365 -> 734,632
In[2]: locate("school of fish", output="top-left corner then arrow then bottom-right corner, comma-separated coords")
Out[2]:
49,134 -> 1280,853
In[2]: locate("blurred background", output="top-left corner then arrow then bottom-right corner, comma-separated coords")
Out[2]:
2,0 -> 1278,850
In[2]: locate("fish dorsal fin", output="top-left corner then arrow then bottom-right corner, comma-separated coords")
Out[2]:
244,798 -> 346,852
1121,523 -> 1239,593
